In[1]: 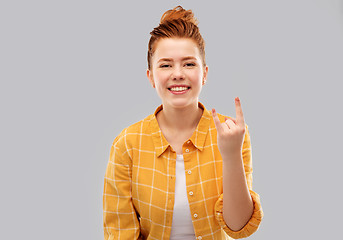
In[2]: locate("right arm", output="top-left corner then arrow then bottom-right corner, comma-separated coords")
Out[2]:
103,135 -> 141,240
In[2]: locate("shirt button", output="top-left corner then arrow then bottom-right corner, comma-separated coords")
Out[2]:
185,149 -> 189,153
189,191 -> 193,196
187,170 -> 192,175
197,236 -> 202,240
193,213 -> 198,218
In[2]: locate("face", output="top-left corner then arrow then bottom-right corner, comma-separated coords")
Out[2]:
147,38 -> 208,110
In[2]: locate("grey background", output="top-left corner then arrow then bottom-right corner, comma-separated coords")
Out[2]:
1,0 -> 342,239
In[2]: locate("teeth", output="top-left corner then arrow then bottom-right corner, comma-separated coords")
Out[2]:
170,87 -> 189,91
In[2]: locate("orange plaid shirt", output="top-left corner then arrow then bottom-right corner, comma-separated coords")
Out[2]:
103,102 -> 263,240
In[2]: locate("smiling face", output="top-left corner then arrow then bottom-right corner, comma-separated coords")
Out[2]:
147,38 -> 208,110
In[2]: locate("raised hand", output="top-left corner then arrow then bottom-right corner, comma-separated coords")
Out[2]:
212,97 -> 246,159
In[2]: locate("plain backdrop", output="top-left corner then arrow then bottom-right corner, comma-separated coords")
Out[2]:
1,0 -> 343,239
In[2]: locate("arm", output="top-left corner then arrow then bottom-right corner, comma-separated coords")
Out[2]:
103,134 -> 141,240
222,127 -> 254,231
212,98 -> 263,239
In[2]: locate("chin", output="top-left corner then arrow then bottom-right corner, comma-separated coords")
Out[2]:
164,98 -> 198,109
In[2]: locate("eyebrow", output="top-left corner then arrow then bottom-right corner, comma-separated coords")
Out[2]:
157,56 -> 197,63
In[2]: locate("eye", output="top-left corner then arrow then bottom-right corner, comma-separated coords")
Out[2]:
160,64 -> 171,68
185,62 -> 196,67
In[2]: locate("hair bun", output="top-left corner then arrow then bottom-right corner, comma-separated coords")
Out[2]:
160,6 -> 198,26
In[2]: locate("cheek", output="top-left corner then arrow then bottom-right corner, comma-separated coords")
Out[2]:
189,71 -> 204,84
154,72 -> 169,85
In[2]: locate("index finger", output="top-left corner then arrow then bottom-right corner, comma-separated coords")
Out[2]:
235,97 -> 245,126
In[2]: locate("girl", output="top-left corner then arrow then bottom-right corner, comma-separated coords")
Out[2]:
103,6 -> 263,240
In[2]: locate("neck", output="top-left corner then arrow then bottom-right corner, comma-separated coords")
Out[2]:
157,102 -> 203,133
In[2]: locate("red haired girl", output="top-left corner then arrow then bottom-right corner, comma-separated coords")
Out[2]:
103,6 -> 263,240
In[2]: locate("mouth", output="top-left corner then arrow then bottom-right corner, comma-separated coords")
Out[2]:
167,86 -> 191,92
167,86 -> 190,95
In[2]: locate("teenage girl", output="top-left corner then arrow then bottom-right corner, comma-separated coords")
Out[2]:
103,6 -> 263,240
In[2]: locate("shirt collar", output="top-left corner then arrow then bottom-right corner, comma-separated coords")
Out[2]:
149,102 -> 211,157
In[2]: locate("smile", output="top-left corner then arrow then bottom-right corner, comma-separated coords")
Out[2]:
167,86 -> 190,95
168,86 -> 190,91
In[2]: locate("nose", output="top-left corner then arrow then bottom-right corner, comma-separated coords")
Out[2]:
171,65 -> 185,80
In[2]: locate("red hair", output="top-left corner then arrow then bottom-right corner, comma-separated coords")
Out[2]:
147,6 -> 206,69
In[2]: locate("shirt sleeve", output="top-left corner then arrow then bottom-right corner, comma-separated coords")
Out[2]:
103,132 -> 142,240
214,125 -> 263,239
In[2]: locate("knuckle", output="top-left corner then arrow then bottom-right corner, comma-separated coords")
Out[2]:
239,127 -> 246,134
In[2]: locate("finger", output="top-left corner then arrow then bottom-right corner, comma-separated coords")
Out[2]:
235,97 -> 245,126
225,118 -> 236,129
225,117 -> 236,124
212,108 -> 224,132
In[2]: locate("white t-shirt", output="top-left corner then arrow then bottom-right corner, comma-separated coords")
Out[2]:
170,154 -> 196,240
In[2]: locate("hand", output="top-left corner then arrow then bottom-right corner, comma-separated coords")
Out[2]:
212,97 -> 246,159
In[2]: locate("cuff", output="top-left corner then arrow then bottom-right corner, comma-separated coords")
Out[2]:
215,190 -> 263,239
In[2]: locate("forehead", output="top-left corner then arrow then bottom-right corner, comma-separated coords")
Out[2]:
153,38 -> 201,61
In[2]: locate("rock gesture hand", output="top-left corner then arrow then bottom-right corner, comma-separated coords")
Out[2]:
212,97 -> 246,160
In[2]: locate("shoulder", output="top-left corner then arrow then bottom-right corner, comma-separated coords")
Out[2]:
111,112 -> 155,148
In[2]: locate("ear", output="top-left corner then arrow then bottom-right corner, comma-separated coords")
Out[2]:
202,65 -> 209,85
146,69 -> 155,88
